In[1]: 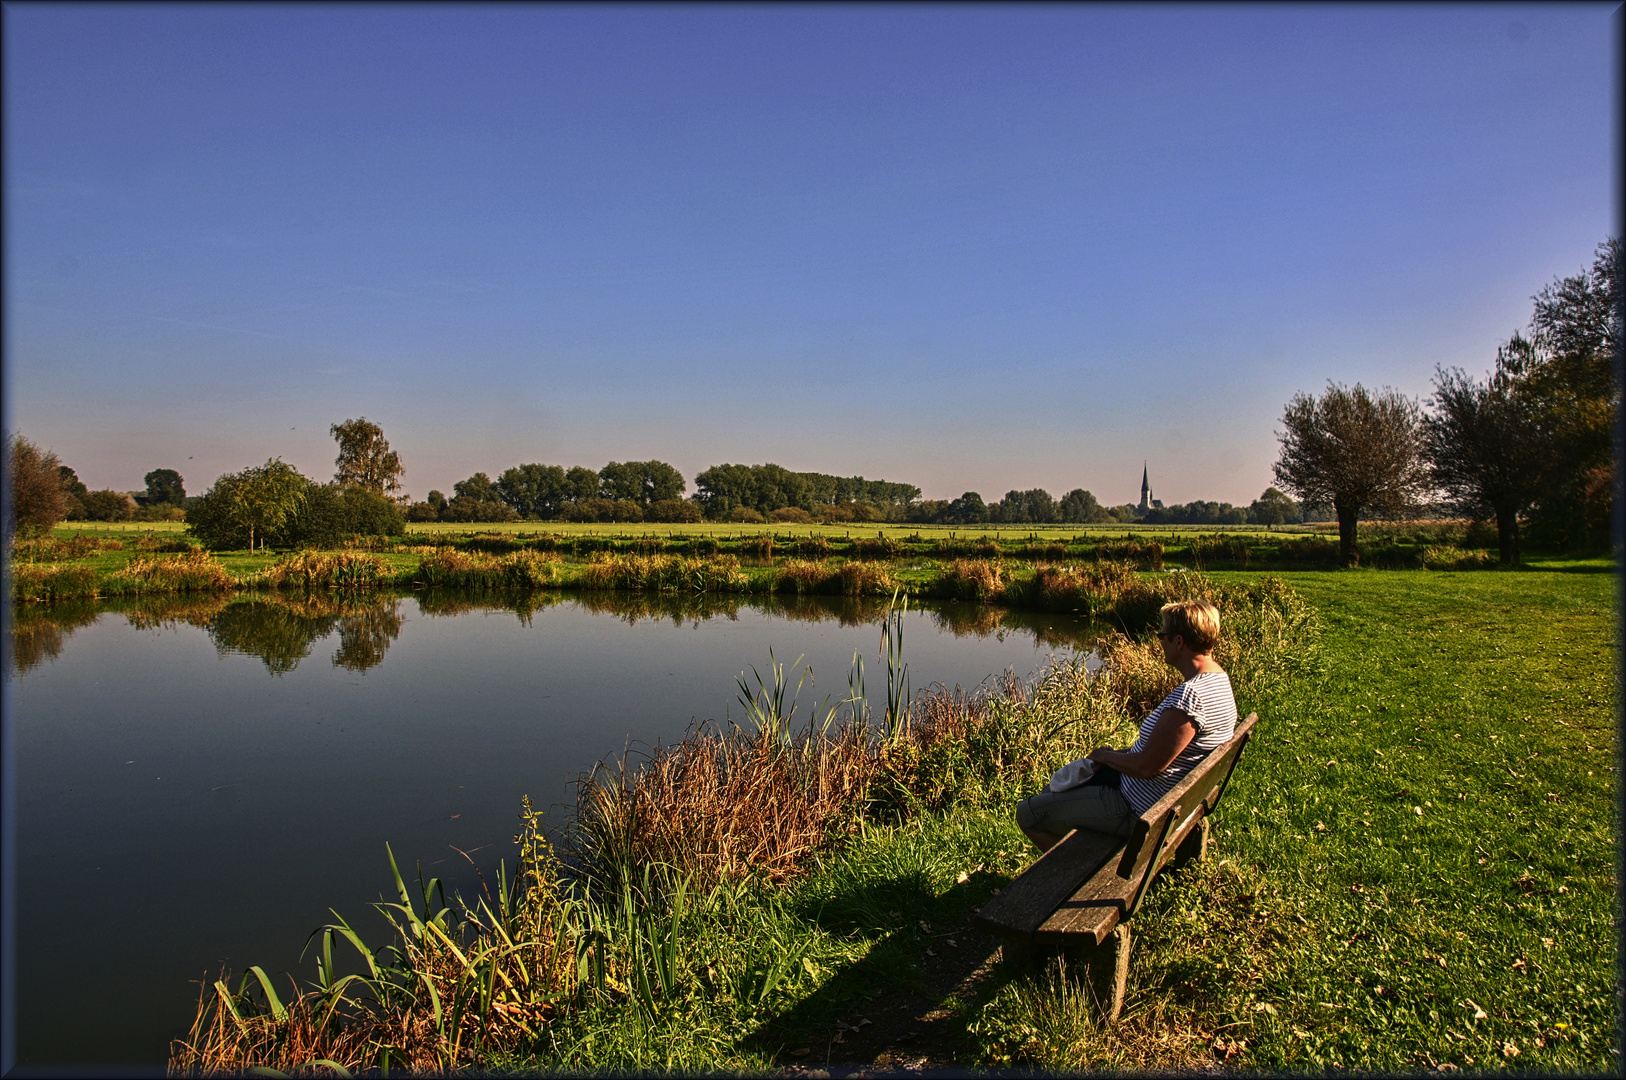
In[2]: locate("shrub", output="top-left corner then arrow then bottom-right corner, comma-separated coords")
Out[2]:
727,506 -> 766,524
81,489 -> 134,522
941,558 -> 1004,600
771,506 -> 812,524
647,498 -> 702,524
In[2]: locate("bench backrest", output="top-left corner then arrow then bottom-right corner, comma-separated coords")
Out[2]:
1113,711 -> 1257,916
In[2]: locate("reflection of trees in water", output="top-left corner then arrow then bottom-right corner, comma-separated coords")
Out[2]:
332,601 -> 405,672
6,600 -> 102,677
207,594 -> 406,676
415,590 -> 566,626
9,587 -> 1095,679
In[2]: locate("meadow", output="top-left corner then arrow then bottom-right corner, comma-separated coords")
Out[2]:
159,560 -> 1617,1075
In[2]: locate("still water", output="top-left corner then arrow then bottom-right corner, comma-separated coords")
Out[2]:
6,590 -> 1095,1065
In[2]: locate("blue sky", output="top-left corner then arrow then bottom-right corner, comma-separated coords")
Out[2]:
4,4 -> 1615,507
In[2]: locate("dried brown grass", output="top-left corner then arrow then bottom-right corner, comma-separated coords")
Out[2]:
941,558 -> 1004,600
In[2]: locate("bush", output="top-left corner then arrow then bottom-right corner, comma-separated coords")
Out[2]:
770,506 -> 812,524
727,506 -> 766,524
646,499 -> 702,523
81,489 -> 134,522
290,485 -> 407,548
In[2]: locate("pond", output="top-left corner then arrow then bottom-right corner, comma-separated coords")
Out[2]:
4,589 -> 1096,1066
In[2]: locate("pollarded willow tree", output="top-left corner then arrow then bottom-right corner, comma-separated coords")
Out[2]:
1424,361 -> 1545,565
1273,382 -> 1430,565
330,418 -> 404,496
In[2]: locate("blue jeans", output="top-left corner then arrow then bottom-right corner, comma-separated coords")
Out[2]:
1016,784 -> 1136,838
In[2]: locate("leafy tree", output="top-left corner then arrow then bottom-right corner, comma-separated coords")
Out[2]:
330,417 -> 404,495
1424,363 -> 1545,564
427,490 -> 448,515
598,460 -> 685,507
1247,487 -> 1302,526
565,466 -> 602,503
442,475 -> 520,522
692,463 -> 813,518
291,483 -> 407,547
1058,488 -> 1110,523
1273,382 -> 1429,564
497,464 -> 569,518
647,498 -> 702,523
58,465 -> 89,519
1501,238 -> 1619,549
942,491 -> 990,524
5,433 -> 66,541
186,459 -> 309,551
996,488 -> 1057,524
81,489 -> 134,522
144,468 -> 186,507
452,473 -> 503,504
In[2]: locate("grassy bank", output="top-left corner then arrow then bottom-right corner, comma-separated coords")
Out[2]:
12,518 -> 1533,606
166,566 -> 1616,1074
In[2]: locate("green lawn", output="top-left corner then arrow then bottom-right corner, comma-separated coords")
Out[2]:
512,567 -> 1618,1073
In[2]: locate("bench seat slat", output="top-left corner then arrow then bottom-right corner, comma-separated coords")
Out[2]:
973,826 -> 1123,937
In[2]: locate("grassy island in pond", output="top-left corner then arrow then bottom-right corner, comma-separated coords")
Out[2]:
162,563 -> 1616,1075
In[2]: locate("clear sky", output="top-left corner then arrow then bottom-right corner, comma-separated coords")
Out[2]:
3,3 -> 1615,507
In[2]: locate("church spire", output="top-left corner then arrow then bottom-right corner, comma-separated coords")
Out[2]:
1140,462 -> 1151,512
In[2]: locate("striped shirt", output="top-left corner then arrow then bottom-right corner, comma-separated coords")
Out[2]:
1119,671 -> 1238,816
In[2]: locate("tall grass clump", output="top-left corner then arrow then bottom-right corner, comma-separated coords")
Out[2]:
581,553 -> 743,593
736,535 -> 775,559
414,549 -> 562,590
849,536 -> 904,561
774,559 -> 831,595
9,563 -> 101,602
1186,534 -> 1251,568
1422,545 -> 1496,570
170,799 -> 580,1076
1014,542 -> 1069,562
1089,539 -> 1164,569
836,561 -> 895,595
1011,560 -> 1140,617
940,558 -> 1005,601
793,535 -> 831,559
266,551 -> 395,590
103,551 -> 237,595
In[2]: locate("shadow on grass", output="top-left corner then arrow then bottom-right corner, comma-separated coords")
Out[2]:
740,868 -> 1019,1068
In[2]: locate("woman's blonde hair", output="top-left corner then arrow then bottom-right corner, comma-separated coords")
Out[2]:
1160,600 -> 1221,654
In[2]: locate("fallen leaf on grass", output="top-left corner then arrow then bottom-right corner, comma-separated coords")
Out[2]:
1466,1000 -> 1488,1020
1501,1042 -> 1520,1058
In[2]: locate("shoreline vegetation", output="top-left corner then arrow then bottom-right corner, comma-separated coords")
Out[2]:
154,566 -> 1620,1075
167,570 -> 1322,1075
9,520 -> 1522,607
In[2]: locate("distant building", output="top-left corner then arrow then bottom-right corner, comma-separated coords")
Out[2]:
1138,463 -> 1163,513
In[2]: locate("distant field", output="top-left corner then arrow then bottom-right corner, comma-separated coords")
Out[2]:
401,520 -> 1324,539
56,520 -> 189,534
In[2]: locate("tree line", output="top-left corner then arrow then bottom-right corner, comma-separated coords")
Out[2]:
7,238 -> 1611,556
1272,237 -> 1616,564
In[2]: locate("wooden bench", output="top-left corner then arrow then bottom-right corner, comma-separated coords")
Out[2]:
975,712 -> 1258,1021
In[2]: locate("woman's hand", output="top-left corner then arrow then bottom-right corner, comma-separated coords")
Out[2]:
1090,709 -> 1198,779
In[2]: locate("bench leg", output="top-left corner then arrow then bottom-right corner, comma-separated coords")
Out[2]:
1172,817 -> 1209,871
1069,923 -> 1131,1024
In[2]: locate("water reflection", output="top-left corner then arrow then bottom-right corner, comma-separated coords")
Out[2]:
9,589 -> 1099,678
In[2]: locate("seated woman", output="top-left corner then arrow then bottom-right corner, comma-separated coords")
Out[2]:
1016,599 -> 1238,853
